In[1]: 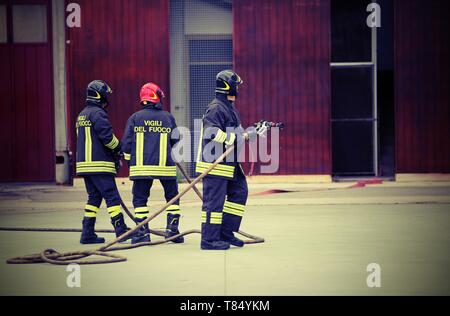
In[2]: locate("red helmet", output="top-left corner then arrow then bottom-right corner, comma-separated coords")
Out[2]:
140,82 -> 165,105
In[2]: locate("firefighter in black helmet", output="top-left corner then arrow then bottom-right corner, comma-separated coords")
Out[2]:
196,70 -> 266,250
75,80 -> 131,244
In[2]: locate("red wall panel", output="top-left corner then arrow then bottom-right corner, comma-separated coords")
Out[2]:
0,0 -> 54,182
0,45 -> 14,181
395,0 -> 450,173
233,0 -> 331,175
66,0 -> 170,177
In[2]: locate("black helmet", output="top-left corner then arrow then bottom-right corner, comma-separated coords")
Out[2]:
86,80 -> 113,107
215,70 -> 243,97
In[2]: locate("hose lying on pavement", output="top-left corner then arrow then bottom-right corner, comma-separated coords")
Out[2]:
3,146 -> 264,265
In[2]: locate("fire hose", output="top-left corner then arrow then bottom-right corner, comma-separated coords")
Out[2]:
4,145 -> 264,265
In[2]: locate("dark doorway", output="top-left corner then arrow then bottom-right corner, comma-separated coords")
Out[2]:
330,0 -> 394,179
377,0 -> 395,178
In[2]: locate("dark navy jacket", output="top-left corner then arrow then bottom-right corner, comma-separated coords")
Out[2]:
76,103 -> 120,176
196,94 -> 245,179
121,105 -> 178,180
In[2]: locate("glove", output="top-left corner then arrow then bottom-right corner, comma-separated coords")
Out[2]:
113,152 -> 124,172
115,159 -> 123,172
244,127 -> 258,142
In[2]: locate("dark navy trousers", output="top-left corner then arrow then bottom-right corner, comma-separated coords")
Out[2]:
132,179 -> 180,219
201,165 -> 248,242
83,175 -> 122,218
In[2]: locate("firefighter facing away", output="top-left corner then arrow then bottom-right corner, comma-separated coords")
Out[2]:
76,80 -> 131,244
121,82 -> 184,244
196,70 -> 266,250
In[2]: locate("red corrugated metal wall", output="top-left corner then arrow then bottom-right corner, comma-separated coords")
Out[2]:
0,0 -> 55,182
233,0 -> 331,175
395,0 -> 450,173
66,0 -> 170,177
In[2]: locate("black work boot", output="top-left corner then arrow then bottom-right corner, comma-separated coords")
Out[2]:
201,240 -> 230,250
201,223 -> 230,250
165,213 -> 184,243
80,217 -> 105,244
111,213 -> 132,242
131,218 -> 151,244
221,230 -> 244,247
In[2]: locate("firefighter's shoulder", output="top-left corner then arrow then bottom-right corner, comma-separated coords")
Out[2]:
89,106 -> 109,122
206,99 -> 227,115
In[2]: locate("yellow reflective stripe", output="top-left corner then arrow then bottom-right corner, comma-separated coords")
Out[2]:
159,133 -> 168,166
197,122 -> 204,162
213,129 -> 227,143
130,165 -> 177,177
167,205 -> 180,211
136,132 -> 144,166
107,205 -> 121,217
225,132 -> 236,146
210,212 -> 223,224
77,161 -> 115,167
201,211 -> 222,224
85,127 -> 92,162
131,172 -> 176,176
124,153 -> 131,161
223,201 -> 245,217
224,201 -> 245,211
130,166 -> 177,171
84,211 -> 97,218
134,206 -> 148,219
223,207 -> 244,217
106,134 -> 119,150
201,211 -> 207,223
76,161 -> 116,174
134,207 -> 148,213
167,204 -> 181,215
85,205 -> 99,212
77,168 -> 116,173
217,80 -> 231,91
196,161 -> 234,171
195,162 -> 235,178
195,167 -> 233,178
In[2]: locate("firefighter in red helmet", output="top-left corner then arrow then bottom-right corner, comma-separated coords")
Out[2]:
121,83 -> 184,244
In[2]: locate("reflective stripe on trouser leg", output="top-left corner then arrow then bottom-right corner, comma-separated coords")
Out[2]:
84,204 -> 99,218
201,175 -> 227,242
134,206 -> 149,219
223,168 -> 248,232
83,176 -> 102,213
89,175 -> 122,210
222,200 -> 245,232
201,211 -> 222,224
201,211 -> 222,242
107,205 -> 121,218
166,204 -> 181,216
